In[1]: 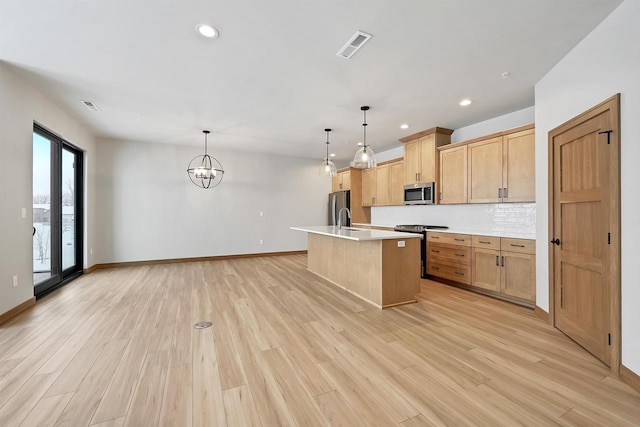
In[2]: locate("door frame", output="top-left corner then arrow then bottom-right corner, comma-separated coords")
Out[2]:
547,94 -> 621,373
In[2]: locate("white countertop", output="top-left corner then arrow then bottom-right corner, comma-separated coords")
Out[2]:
291,226 -> 422,241
426,228 -> 536,240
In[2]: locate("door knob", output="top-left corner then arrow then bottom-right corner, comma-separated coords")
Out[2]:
550,238 -> 560,245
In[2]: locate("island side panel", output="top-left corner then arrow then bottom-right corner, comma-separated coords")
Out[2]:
307,233 -> 382,307
381,239 -> 421,307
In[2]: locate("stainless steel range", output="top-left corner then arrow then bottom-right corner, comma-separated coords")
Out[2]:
394,225 -> 448,278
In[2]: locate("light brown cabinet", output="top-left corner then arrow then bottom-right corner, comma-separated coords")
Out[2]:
426,232 -> 471,285
362,168 -> 375,207
375,164 -> 390,206
401,127 -> 453,187
439,145 -> 467,204
467,128 -> 535,203
390,161 -> 405,206
360,160 -> 404,207
471,236 -> 536,303
331,170 -> 351,192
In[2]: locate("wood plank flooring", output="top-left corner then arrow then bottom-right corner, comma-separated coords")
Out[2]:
1,254 -> 639,426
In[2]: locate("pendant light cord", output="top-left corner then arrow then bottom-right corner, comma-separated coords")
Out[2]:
362,107 -> 368,149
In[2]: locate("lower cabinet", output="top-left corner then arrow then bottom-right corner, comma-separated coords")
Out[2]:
427,232 -> 471,285
471,236 -> 536,303
427,232 -> 536,306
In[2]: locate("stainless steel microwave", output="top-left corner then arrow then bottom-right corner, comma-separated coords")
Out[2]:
404,182 -> 435,205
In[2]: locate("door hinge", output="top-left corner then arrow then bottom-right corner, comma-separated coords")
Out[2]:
608,333 -> 611,346
598,130 -> 612,145
608,232 -> 611,245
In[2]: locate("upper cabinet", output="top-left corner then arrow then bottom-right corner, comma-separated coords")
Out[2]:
439,124 -> 535,205
439,145 -> 468,204
400,127 -> 453,186
360,160 -> 402,207
502,128 -> 535,202
331,170 -> 351,192
389,161 -> 405,206
467,127 -> 535,203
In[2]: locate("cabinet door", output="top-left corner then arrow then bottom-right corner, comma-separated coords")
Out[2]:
501,251 -> 536,301
418,134 -> 436,183
341,171 -> 351,191
362,169 -> 375,207
331,174 -> 341,192
404,139 -> 420,184
375,164 -> 390,206
471,248 -> 501,292
439,145 -> 467,204
390,161 -> 404,206
468,137 -> 503,203
503,129 -> 535,202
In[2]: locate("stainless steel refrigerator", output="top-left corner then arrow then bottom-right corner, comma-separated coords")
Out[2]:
328,190 -> 350,226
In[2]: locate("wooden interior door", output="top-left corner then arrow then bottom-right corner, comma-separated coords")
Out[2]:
550,95 -> 620,368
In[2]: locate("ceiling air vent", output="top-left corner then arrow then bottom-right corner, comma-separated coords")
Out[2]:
81,100 -> 100,112
337,31 -> 372,59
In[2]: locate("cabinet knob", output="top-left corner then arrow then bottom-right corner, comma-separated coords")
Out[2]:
550,238 -> 560,246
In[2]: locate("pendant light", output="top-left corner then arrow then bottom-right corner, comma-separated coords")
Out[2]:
187,130 -> 224,188
319,128 -> 337,177
350,105 -> 376,169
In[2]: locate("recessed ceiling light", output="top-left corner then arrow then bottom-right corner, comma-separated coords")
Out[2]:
330,153 -> 336,157
400,123 -> 410,129
459,99 -> 472,106
196,24 -> 218,38
501,71 -> 510,79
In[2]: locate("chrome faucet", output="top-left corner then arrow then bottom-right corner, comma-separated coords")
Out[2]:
337,207 -> 351,230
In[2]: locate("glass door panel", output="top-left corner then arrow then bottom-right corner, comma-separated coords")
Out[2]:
33,133 -> 57,285
62,148 -> 76,271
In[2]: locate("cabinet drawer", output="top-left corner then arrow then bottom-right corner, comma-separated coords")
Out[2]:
428,243 -> 470,265
471,235 -> 501,249
428,262 -> 471,285
427,232 -> 471,247
501,238 -> 535,254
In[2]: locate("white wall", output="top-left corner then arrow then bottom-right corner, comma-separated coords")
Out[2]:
94,138 -> 330,263
451,106 -> 535,143
535,0 -> 638,374
0,62 -> 97,315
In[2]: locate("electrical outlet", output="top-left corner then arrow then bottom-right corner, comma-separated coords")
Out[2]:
90,248 -> 93,256
12,275 -> 18,287
259,239 -> 264,245
259,211 -> 264,217
397,241 -> 406,248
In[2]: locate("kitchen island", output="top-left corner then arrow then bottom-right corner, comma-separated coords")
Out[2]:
291,226 -> 421,309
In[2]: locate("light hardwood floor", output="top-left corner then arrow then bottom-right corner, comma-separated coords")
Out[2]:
0,254 -> 638,426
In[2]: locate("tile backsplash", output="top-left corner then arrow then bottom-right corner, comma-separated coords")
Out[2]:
370,203 -> 536,235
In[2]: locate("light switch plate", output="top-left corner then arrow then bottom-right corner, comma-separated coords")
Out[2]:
21,208 -> 26,218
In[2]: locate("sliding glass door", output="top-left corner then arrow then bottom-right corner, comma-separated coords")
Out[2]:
33,124 -> 84,298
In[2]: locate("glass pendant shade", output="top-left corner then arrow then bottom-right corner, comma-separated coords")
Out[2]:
319,128 -> 337,177
350,106 -> 377,169
319,158 -> 337,177
351,145 -> 376,169
187,130 -> 224,188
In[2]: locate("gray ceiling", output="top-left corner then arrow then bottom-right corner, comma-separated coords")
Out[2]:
0,0 -> 622,163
